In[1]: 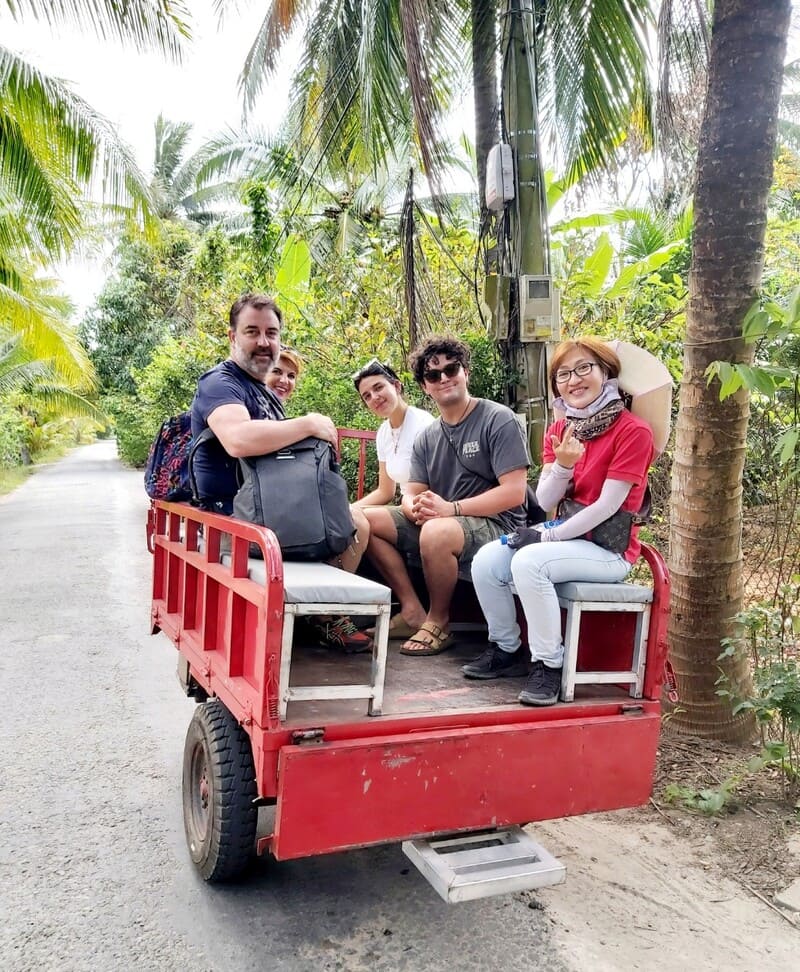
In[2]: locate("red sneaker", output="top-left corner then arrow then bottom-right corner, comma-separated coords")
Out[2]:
315,617 -> 373,654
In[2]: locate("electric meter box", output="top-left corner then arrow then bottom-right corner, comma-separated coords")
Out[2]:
486,144 -> 514,212
519,274 -> 561,342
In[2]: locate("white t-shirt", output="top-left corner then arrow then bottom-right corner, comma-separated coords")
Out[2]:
375,405 -> 435,494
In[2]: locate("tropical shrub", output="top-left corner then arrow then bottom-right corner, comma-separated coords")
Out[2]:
0,406 -> 29,466
113,330 -> 226,465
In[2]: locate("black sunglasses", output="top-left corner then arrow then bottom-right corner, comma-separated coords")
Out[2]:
423,362 -> 462,383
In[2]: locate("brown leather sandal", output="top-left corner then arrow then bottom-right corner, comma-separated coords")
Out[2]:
399,621 -> 454,656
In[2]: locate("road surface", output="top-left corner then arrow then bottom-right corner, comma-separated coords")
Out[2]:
1,443 -> 796,971
0,443 -> 566,972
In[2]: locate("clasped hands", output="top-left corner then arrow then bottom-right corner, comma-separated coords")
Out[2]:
409,490 -> 454,525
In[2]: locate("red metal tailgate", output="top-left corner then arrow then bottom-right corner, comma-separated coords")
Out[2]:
269,707 -> 660,859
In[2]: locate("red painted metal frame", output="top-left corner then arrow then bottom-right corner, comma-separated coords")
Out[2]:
148,431 -> 672,863
337,427 -> 376,500
272,709 -> 661,859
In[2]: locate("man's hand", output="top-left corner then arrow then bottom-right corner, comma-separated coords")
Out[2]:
411,489 -> 454,524
304,412 -> 338,447
551,423 -> 584,469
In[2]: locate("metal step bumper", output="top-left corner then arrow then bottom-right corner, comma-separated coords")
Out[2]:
403,826 -> 566,903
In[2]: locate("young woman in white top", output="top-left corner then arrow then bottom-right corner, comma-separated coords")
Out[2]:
351,358 -> 435,508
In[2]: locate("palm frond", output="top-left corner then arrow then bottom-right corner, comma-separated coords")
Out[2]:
0,259 -> 96,387
238,0 -> 313,110
3,1 -> 191,60
541,0 -> 654,182
0,45 -> 157,256
237,0 -> 464,197
656,0 -> 709,152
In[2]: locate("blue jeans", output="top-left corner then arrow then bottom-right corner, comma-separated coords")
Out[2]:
470,539 -> 630,668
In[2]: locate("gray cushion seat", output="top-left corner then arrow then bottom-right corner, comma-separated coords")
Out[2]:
222,555 -> 391,605
555,581 -> 653,604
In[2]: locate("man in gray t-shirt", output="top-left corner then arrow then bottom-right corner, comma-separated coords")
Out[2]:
363,336 -> 530,656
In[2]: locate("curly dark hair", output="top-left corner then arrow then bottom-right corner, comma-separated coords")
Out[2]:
409,335 -> 471,384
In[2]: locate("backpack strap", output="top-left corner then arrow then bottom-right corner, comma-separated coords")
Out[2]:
187,426 -> 216,504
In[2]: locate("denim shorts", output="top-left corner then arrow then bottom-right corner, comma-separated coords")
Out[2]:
387,506 -> 506,572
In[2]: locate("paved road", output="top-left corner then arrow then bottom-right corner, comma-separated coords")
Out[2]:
0,443 -> 567,972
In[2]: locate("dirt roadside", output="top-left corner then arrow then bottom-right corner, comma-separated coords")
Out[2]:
524,736 -> 800,972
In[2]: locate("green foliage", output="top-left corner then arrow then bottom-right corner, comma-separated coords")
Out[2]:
554,208 -> 689,386
0,405 -> 29,466
107,394 -> 154,468
663,778 -> 738,815
716,587 -> 800,793
112,330 -> 226,466
133,330 -> 225,419
79,227 -> 198,394
707,288 -> 800,491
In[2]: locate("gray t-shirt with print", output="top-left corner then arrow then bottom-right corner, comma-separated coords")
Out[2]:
409,398 -> 530,533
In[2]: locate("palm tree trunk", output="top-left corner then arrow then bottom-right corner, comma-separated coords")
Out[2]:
669,0 -> 791,742
472,0 -> 499,209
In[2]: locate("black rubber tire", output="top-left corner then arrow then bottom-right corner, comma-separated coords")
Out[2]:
182,699 -> 258,882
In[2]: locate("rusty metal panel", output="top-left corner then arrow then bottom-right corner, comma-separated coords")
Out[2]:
270,713 -> 660,860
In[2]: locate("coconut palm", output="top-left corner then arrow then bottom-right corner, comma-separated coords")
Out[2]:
0,47 -> 152,264
150,114 -> 243,223
224,0 -> 653,195
668,0 -> 792,742
0,2 -> 190,379
0,331 -> 102,421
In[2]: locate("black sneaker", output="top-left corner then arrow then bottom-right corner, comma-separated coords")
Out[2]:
518,660 -> 562,706
462,643 -> 528,680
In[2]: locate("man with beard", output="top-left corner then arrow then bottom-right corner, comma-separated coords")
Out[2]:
190,293 -> 372,653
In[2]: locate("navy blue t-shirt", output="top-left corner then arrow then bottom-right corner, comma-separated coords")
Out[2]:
190,360 -> 284,510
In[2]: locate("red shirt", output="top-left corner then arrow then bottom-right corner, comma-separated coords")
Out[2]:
543,410 -> 654,562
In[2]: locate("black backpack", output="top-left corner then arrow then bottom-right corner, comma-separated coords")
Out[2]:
233,436 -> 356,561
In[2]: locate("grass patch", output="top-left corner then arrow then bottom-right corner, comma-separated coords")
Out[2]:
0,443 -> 73,497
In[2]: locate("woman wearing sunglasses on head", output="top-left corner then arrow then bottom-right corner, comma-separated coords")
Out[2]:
351,358 -> 435,509
466,337 -> 655,706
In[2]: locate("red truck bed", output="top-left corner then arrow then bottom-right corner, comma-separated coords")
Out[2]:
148,495 -> 670,866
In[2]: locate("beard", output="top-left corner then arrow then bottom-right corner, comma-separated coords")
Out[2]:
231,343 -> 273,380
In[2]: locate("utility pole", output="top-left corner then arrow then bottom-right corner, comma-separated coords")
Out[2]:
484,0 -> 558,463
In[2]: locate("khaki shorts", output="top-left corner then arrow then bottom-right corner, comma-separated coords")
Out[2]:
387,506 -> 506,573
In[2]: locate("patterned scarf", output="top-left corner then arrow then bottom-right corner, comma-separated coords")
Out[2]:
553,379 -> 625,441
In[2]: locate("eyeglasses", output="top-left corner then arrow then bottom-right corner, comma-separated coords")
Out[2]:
423,362 -> 462,383
554,361 -> 599,384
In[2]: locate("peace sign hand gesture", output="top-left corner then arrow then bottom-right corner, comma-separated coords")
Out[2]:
551,423 -> 584,469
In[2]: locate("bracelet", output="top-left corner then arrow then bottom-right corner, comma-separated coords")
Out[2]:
453,500 -> 462,516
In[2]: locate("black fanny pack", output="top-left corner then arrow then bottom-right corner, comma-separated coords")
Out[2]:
557,485 -> 651,555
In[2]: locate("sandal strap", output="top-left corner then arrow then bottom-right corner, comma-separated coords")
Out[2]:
419,621 -> 448,640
